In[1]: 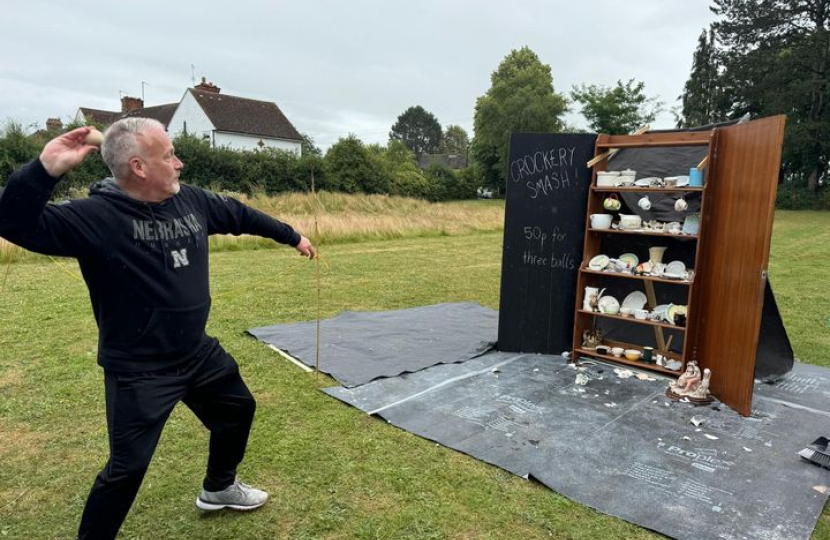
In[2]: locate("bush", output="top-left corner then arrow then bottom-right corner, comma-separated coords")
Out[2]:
324,135 -> 391,194
776,183 -> 830,210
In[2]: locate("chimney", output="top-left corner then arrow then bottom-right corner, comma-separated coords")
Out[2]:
195,76 -> 221,94
46,118 -> 63,131
121,96 -> 144,112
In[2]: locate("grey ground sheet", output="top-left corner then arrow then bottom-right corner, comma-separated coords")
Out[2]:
251,302 -> 830,539
248,302 -> 497,388
325,356 -> 830,540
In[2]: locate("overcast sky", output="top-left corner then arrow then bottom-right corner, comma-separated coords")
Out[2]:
2,1 -> 716,150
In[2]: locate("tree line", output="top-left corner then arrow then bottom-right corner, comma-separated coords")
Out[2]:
0,123 -> 477,202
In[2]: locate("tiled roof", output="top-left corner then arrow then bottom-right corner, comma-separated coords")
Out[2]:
78,107 -> 120,125
119,103 -> 177,127
189,89 -> 302,141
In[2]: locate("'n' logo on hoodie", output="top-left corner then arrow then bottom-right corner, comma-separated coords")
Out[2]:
171,248 -> 190,268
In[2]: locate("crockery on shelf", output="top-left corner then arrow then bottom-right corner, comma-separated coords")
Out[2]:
590,213 -> 613,230
603,194 -> 622,211
682,214 -> 700,235
596,171 -> 620,187
622,291 -> 647,311
588,254 -> 610,271
624,349 -> 643,361
597,295 -> 620,315
619,214 -> 642,230
618,252 -> 639,268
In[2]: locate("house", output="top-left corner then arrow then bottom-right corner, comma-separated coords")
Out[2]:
74,78 -> 303,155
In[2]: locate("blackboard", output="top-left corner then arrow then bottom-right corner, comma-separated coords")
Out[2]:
498,133 -> 597,354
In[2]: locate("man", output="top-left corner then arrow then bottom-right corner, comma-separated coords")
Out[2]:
0,119 -> 315,540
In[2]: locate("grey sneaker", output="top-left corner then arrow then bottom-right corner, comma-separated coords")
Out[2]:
196,478 -> 269,511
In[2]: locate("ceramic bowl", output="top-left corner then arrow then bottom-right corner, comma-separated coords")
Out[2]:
624,349 -> 643,361
597,171 -> 620,187
611,347 -> 624,358
619,214 -> 642,230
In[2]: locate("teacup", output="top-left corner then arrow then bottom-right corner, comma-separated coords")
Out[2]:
611,347 -> 624,358
634,309 -> 649,320
638,195 -> 651,211
603,194 -> 622,212
674,197 -> 688,212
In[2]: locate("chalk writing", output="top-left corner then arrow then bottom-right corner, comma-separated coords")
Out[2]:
510,147 -> 576,182
523,226 -> 547,250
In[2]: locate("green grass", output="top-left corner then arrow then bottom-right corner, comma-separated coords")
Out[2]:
0,210 -> 828,539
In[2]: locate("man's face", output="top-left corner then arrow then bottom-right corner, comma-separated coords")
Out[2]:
134,128 -> 184,199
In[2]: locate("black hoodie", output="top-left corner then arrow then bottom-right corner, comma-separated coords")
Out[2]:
0,159 -> 301,372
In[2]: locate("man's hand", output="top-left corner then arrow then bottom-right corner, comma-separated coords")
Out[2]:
295,235 -> 316,259
39,127 -> 100,178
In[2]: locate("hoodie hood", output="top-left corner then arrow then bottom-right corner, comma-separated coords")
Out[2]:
90,177 -> 132,200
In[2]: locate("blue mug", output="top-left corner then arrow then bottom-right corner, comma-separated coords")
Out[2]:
689,167 -> 704,187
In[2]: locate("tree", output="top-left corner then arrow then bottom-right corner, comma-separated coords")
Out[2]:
440,125 -> 469,155
324,135 -> 390,194
389,106 -> 443,156
472,47 -> 568,191
680,29 -> 728,128
300,132 -> 322,156
571,79 -> 663,135
711,0 -> 830,191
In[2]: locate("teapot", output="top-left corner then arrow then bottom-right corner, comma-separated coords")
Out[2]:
603,194 -> 621,212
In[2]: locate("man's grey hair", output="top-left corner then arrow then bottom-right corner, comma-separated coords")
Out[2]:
101,118 -> 166,180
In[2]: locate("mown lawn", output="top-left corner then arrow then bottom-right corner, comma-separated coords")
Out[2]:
0,209 -> 827,539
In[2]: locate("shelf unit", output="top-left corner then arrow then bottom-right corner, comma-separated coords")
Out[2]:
570,117 -> 786,416
571,130 -> 716,378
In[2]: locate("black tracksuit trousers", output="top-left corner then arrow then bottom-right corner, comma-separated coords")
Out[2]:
77,339 -> 256,540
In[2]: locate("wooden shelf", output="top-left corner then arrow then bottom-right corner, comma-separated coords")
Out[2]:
580,268 -> 693,286
591,186 -> 705,193
577,310 -> 686,331
595,133 -> 712,148
573,347 -> 680,376
588,228 -> 698,240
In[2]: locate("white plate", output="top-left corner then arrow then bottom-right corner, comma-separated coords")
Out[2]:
662,272 -> 685,280
666,260 -> 686,275
622,291 -> 647,311
634,179 -> 652,187
597,296 -> 620,314
618,253 -> 639,267
589,254 -> 610,271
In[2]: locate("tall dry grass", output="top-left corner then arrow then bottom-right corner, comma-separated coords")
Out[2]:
0,192 -> 505,263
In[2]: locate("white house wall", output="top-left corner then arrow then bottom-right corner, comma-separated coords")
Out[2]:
167,91 -> 215,141
213,132 -> 301,154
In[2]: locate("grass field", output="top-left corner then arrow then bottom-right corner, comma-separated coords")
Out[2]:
0,203 -> 827,539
